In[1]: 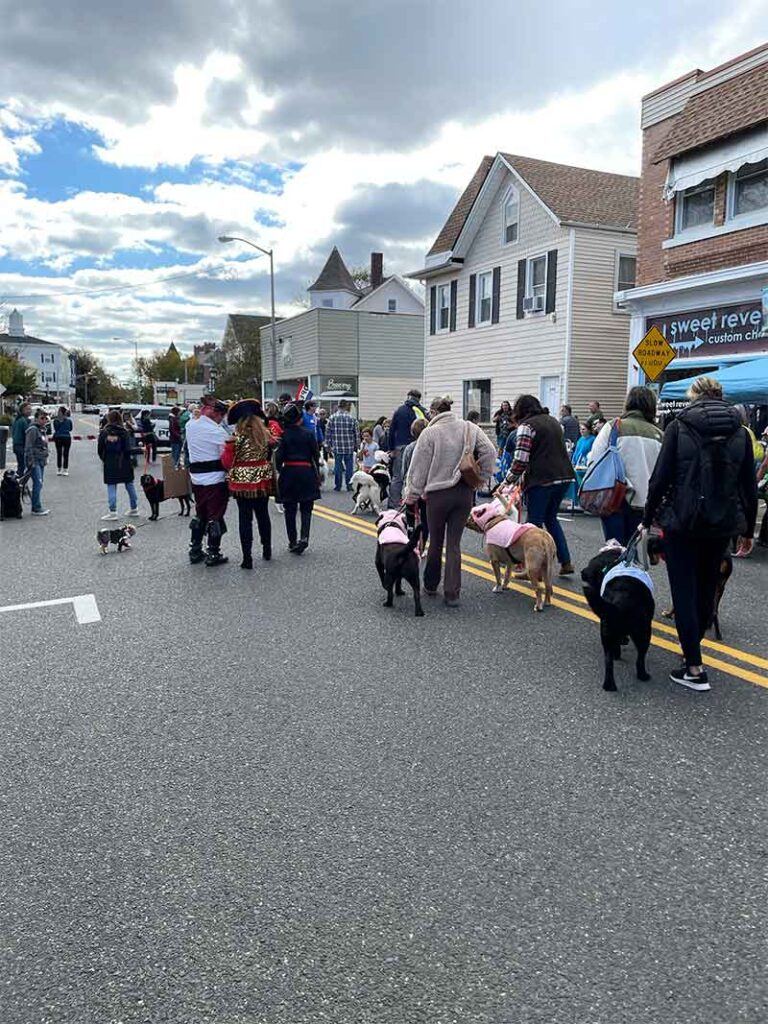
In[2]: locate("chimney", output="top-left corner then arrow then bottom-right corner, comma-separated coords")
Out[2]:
370,252 -> 383,289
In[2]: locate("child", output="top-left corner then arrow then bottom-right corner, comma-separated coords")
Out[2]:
359,429 -> 378,471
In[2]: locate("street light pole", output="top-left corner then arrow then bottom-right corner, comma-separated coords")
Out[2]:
218,234 -> 277,401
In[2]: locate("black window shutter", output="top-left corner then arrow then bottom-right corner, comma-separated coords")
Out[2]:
449,280 -> 457,332
545,249 -> 558,314
429,285 -> 436,335
491,266 -> 501,324
468,274 -> 477,328
516,260 -> 526,319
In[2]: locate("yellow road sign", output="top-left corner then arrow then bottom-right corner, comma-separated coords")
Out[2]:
633,326 -> 676,382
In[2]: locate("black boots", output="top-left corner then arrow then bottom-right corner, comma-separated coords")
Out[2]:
189,516 -> 205,564
205,520 -> 228,567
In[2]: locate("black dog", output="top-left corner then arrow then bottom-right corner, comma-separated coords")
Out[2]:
374,510 -> 424,617
581,548 -> 654,692
140,474 -> 192,521
0,470 -> 23,520
647,535 -> 732,641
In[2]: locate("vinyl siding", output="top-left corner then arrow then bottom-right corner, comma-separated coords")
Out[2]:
358,312 -> 424,419
425,171 -> 569,415
260,309 -> 321,379
317,309 -> 359,375
568,228 -> 636,419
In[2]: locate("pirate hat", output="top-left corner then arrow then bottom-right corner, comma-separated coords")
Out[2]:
227,398 -> 267,424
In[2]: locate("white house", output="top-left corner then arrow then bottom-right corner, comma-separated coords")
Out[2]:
408,153 -> 639,422
261,249 -> 425,418
0,309 -> 75,403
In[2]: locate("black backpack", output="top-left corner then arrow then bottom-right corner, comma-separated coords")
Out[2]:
670,420 -> 744,536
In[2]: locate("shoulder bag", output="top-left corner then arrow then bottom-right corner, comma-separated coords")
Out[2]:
459,421 -> 485,490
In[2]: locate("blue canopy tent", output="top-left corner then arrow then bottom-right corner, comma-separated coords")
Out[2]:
660,356 -> 768,404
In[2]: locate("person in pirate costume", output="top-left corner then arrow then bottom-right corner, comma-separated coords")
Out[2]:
222,398 -> 276,569
275,402 -> 321,554
186,396 -> 230,566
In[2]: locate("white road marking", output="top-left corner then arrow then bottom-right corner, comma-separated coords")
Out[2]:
0,594 -> 101,625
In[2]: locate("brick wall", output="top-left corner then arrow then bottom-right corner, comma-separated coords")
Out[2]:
637,116 -> 768,286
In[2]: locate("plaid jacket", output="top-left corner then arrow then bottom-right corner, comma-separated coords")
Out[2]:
325,411 -> 360,454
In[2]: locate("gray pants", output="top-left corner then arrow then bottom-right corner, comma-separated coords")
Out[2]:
388,447 -> 405,508
423,482 -> 474,601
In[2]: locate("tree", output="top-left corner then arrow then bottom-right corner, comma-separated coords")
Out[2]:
0,349 -> 38,396
71,348 -> 132,405
216,326 -> 260,399
350,266 -> 370,289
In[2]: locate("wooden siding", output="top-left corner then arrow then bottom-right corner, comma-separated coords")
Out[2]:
568,228 -> 636,419
424,170 -> 569,413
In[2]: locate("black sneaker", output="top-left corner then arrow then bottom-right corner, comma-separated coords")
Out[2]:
670,667 -> 710,692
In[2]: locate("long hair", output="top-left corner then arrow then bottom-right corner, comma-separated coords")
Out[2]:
511,394 -> 543,423
236,414 -> 270,447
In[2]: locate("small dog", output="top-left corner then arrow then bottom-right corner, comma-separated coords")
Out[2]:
318,450 -> 328,489
581,542 -> 654,692
466,496 -> 556,611
0,470 -> 23,520
140,474 -> 192,521
350,469 -> 382,515
647,535 -> 732,641
370,450 -> 391,504
97,523 -> 137,554
374,509 -> 424,617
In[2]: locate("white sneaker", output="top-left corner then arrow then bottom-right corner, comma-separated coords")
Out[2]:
126,508 -> 140,517
101,511 -> 118,521
56,468 -> 62,476
32,508 -> 51,516
62,470 -> 69,476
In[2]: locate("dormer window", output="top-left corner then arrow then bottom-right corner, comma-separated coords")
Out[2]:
503,186 -> 519,244
322,299 -> 334,308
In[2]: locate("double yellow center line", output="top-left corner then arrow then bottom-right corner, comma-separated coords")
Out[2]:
313,502 -> 768,690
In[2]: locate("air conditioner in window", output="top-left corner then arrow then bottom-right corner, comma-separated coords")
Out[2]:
523,295 -> 545,312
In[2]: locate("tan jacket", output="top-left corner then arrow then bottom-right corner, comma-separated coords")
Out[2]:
406,412 -> 497,498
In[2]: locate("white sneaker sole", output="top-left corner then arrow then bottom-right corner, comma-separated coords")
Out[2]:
671,674 -> 710,692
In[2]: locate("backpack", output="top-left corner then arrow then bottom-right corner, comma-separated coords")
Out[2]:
663,420 -> 744,536
578,419 -> 628,516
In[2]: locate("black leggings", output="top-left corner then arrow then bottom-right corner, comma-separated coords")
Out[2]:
236,496 -> 271,557
664,533 -> 729,667
283,501 -> 314,546
54,437 -> 71,470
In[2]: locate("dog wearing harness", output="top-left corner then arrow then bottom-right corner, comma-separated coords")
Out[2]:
374,509 -> 424,617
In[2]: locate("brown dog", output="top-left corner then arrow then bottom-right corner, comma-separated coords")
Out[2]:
466,496 -> 556,611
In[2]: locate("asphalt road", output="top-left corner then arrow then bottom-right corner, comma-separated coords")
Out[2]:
1,416 -> 767,1024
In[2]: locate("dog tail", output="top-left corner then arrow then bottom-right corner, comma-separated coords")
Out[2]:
391,524 -> 423,565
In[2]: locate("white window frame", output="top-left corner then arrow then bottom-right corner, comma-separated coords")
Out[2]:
525,254 -> 547,307
614,252 -> 636,312
502,186 -> 519,246
675,179 -> 716,235
476,270 -> 493,326
727,158 -> 768,222
387,298 -> 397,312
436,283 -> 451,332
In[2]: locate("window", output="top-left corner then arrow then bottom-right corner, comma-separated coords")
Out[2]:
526,255 -> 547,301
677,180 -> 715,231
437,283 -> 451,331
615,253 -> 636,310
476,271 -> 493,325
41,354 -> 45,364
463,379 -> 491,422
732,158 -> 768,217
322,298 -> 334,308
387,298 -> 397,312
503,186 -> 519,244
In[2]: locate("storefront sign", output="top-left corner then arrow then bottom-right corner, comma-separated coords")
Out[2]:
318,375 -> 357,394
646,299 -> 765,360
633,326 -> 676,382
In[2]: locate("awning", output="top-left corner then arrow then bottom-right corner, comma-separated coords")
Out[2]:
663,124 -> 768,200
660,356 -> 768,404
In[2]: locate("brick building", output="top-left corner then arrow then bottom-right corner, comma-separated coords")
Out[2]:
618,43 -> 768,406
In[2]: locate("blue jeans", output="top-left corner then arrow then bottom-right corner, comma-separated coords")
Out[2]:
30,464 -> 45,511
334,452 -> 354,490
171,441 -> 182,467
525,482 -> 572,565
14,445 -> 26,472
107,481 -> 138,512
601,502 -> 642,547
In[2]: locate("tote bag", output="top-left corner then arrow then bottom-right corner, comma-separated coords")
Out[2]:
577,419 -> 628,516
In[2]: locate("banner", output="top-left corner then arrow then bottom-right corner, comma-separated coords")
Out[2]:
646,299 -> 766,360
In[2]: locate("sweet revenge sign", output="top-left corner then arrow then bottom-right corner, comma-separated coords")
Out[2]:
645,300 -> 765,360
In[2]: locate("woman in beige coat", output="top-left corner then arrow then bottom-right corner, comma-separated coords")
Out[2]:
405,395 -> 497,606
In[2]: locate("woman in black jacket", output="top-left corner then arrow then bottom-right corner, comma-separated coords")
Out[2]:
642,376 -> 757,692
138,410 -> 157,463
275,403 -> 320,554
97,410 -> 140,520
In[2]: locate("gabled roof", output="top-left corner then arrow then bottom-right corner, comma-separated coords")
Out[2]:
499,154 -> 638,229
653,62 -> 768,162
225,314 -> 273,348
308,246 -> 361,294
0,333 -> 64,350
353,274 -> 425,310
428,156 -> 494,256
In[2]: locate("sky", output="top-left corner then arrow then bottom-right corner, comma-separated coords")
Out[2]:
0,0 -> 766,379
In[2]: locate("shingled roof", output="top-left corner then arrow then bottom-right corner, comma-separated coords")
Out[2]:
308,246 -> 361,294
500,154 -> 638,229
654,63 -> 768,162
428,156 -> 494,255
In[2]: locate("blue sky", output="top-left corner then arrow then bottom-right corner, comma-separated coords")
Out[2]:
0,1 -> 765,376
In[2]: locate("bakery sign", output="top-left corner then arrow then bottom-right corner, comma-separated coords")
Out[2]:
645,299 -> 766,360
319,375 -> 357,394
